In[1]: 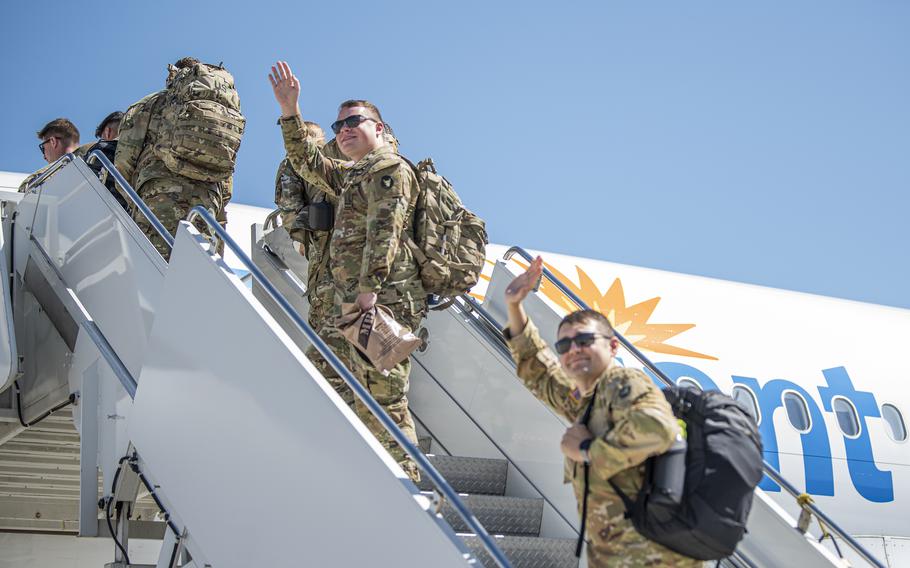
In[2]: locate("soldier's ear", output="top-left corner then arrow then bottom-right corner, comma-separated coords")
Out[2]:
609,337 -> 619,356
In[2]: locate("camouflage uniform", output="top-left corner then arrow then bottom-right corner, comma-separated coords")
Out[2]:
115,90 -> 228,259
280,114 -> 425,482
505,319 -> 702,568
274,148 -> 353,408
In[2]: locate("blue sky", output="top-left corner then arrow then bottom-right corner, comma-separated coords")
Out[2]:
1,1 -> 907,308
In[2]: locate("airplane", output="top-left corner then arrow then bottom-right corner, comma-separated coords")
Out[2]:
0,160 -> 906,568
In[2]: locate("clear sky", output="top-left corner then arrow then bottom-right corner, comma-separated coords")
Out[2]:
1,1 -> 907,308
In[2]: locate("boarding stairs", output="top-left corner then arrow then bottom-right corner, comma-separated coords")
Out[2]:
0,152 -> 888,568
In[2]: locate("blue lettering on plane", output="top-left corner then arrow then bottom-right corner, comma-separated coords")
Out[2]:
818,367 -> 893,503
731,376 -> 835,496
640,361 -> 892,503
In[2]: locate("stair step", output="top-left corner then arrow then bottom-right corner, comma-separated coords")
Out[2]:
425,492 -> 543,536
417,435 -> 432,454
418,455 -> 508,495
460,534 -> 578,568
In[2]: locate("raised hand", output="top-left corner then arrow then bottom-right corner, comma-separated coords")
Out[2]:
504,255 -> 543,306
269,60 -> 301,118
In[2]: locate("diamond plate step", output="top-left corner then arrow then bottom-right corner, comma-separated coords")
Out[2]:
423,492 -> 543,536
418,455 -> 508,495
460,534 -> 578,568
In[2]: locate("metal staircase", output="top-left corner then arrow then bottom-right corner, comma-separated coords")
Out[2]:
0,152 -> 889,567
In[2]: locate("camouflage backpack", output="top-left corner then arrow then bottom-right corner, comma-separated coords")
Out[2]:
402,157 -> 488,303
154,62 -> 245,182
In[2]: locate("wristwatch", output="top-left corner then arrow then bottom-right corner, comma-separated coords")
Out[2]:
579,438 -> 593,464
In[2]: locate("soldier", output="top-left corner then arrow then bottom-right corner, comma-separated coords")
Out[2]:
19,118 -> 86,192
269,60 -> 424,482
95,111 -> 123,141
275,125 -> 355,408
503,256 -> 701,567
81,111 -> 129,209
115,57 -> 232,259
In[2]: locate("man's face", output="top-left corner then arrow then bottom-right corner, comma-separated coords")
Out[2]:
101,121 -> 120,141
334,106 -> 383,162
40,136 -> 65,163
556,321 -> 618,383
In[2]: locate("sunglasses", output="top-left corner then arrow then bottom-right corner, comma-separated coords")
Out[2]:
38,137 -> 57,156
330,114 -> 377,135
554,332 -> 611,355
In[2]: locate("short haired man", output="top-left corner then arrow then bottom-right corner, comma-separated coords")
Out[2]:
82,111 -> 128,209
503,257 -> 700,567
115,57 -> 231,259
270,60 -> 425,482
274,122 -> 356,409
95,111 -> 123,141
19,118 -> 86,192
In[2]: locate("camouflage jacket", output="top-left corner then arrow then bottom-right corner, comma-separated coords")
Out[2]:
279,115 -> 425,308
504,319 -> 679,516
115,91 -> 165,190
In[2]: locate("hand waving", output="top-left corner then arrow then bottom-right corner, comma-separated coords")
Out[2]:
269,60 -> 301,118
504,255 -> 543,306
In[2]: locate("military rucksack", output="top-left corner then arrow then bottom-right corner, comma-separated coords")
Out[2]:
608,387 -> 764,560
154,62 -> 245,182
401,157 -> 488,303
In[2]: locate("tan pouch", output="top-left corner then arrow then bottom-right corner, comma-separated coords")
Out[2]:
337,303 -> 422,375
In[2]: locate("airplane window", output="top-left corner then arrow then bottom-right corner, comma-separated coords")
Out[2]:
732,386 -> 760,424
677,378 -> 702,392
832,397 -> 860,437
783,392 -> 811,432
882,404 -> 907,442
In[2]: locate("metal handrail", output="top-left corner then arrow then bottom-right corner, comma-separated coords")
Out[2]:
24,153 -> 76,191
27,234 -> 139,399
455,295 -> 510,357
264,208 -> 281,231
186,207 -> 512,568
85,150 -> 174,251
502,245 -> 886,568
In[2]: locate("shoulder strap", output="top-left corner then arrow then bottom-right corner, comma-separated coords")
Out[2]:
576,385 -> 597,558
395,153 -> 424,257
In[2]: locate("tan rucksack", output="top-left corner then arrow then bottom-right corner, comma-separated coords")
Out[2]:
403,157 -> 488,303
154,62 -> 245,182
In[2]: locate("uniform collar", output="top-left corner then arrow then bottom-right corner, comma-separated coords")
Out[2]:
574,363 -> 618,399
351,144 -> 394,170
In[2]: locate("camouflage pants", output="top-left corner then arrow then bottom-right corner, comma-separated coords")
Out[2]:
304,277 -> 355,408
134,177 -> 222,260
347,303 -> 423,483
582,503 -> 702,567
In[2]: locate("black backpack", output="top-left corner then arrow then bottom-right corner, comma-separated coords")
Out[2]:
606,387 -> 764,560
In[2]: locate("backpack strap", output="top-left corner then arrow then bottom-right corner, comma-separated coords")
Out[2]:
395,153 -> 427,264
575,385 -> 597,558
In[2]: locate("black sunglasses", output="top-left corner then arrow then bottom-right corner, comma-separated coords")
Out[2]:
38,137 -> 56,156
554,332 -> 611,355
330,114 -> 377,135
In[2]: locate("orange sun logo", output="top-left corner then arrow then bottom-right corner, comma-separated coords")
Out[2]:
511,260 -> 717,361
